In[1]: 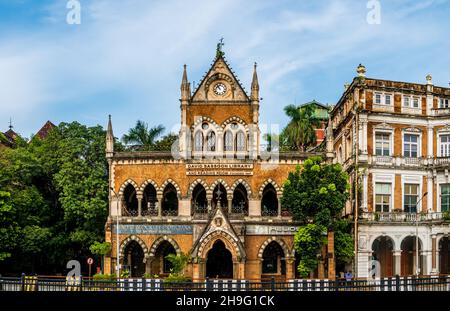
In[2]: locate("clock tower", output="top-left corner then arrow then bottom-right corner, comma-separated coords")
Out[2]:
178,52 -> 260,159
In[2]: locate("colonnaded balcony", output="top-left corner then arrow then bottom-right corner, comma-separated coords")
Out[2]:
360,211 -> 449,223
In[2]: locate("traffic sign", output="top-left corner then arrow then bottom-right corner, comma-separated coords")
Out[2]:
87,258 -> 94,265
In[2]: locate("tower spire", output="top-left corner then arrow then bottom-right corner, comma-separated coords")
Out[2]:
106,115 -> 114,158
251,62 -> 259,100
8,117 -> 13,130
180,64 -> 191,101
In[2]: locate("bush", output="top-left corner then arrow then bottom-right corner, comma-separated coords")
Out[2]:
443,210 -> 450,221
92,273 -> 116,281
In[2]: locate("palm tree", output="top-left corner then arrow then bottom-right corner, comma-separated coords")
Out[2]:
282,104 -> 320,151
122,120 -> 165,151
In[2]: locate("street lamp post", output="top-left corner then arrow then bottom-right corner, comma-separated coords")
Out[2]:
110,187 -> 121,278
415,192 -> 428,277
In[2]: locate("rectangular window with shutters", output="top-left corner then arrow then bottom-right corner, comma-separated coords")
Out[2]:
404,184 -> 419,213
440,135 -> 450,157
441,184 -> 450,212
403,96 -> 410,107
404,134 -> 419,158
413,97 -> 420,108
375,132 -> 391,156
375,93 -> 382,105
375,183 -> 391,212
385,94 -> 392,105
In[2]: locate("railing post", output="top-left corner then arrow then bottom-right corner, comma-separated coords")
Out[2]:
271,276 -> 275,291
80,275 -> 83,292
395,275 -> 400,291
21,273 -> 25,292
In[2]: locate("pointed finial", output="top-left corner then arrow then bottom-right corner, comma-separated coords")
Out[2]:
251,61 -> 259,101
8,117 -> 13,130
182,64 -> 188,84
356,64 -> 366,77
106,115 -> 114,156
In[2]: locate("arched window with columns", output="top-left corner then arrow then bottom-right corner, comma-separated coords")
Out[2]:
162,184 -> 178,216
236,131 -> 246,151
224,130 -> 233,151
261,184 -> 278,216
206,131 -> 216,152
123,184 -> 138,216
194,131 -> 203,151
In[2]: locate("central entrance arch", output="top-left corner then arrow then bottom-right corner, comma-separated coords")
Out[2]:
206,240 -> 233,279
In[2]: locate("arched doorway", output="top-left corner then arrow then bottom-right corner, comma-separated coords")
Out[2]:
261,184 -> 278,216
162,184 -> 178,216
212,184 -> 228,209
192,184 -> 208,215
232,184 -> 248,215
150,241 -> 176,277
439,237 -> 450,274
206,240 -> 233,279
372,236 -> 394,277
262,241 -> 286,281
123,241 -> 145,277
401,236 -> 422,276
123,184 -> 138,216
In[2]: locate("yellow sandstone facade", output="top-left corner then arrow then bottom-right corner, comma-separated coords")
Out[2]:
104,54 -> 325,281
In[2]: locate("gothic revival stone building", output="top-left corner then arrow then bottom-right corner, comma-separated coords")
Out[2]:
329,65 -> 450,278
104,54 -> 325,280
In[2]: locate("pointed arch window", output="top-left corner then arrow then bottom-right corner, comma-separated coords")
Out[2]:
194,131 -> 203,151
224,130 -> 233,151
236,131 -> 246,151
207,131 -> 216,152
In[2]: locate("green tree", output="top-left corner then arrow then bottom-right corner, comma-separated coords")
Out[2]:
153,133 -> 178,151
282,156 -> 352,277
0,121 -> 109,274
90,242 -> 111,273
122,120 -> 165,150
282,104 -> 320,151
0,191 -> 19,261
294,224 -> 327,278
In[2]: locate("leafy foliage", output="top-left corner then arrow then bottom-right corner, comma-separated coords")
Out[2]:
165,253 -> 189,275
281,104 -> 321,151
0,122 -> 110,274
294,224 -> 327,278
121,120 -> 165,150
282,156 -> 352,277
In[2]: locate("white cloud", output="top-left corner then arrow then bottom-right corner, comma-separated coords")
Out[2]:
0,0 -> 449,136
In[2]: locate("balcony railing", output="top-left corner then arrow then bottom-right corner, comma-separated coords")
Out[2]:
361,211 -> 446,222
432,108 -> 450,116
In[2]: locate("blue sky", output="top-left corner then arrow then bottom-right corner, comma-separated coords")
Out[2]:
0,0 -> 449,138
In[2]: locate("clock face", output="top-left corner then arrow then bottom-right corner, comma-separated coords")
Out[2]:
213,83 -> 227,96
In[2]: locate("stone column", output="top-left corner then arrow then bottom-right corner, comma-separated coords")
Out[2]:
277,199 -> 282,217
206,193 -> 213,212
362,118 -> 368,154
286,258 -> 295,280
157,192 -> 163,217
227,196 -> 233,214
178,198 -> 191,217
248,199 -> 261,217
393,250 -> 402,276
357,251 -> 372,278
137,194 -> 143,217
427,172 -> 434,212
427,126 -> 433,157
431,235 -> 437,274
362,172 -> 368,211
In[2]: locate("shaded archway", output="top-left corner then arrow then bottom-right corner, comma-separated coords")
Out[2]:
162,184 -> 178,216
123,184 -> 138,216
439,237 -> 450,274
123,240 -> 145,277
212,184 -> 228,209
372,236 -> 394,277
262,241 -> 286,280
150,241 -> 176,277
232,184 -> 248,215
192,183 -> 208,214
142,183 -> 158,216
261,184 -> 278,216
401,236 -> 422,276
206,240 -> 233,279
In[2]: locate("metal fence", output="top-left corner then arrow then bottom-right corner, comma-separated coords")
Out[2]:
1,275 -> 450,292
